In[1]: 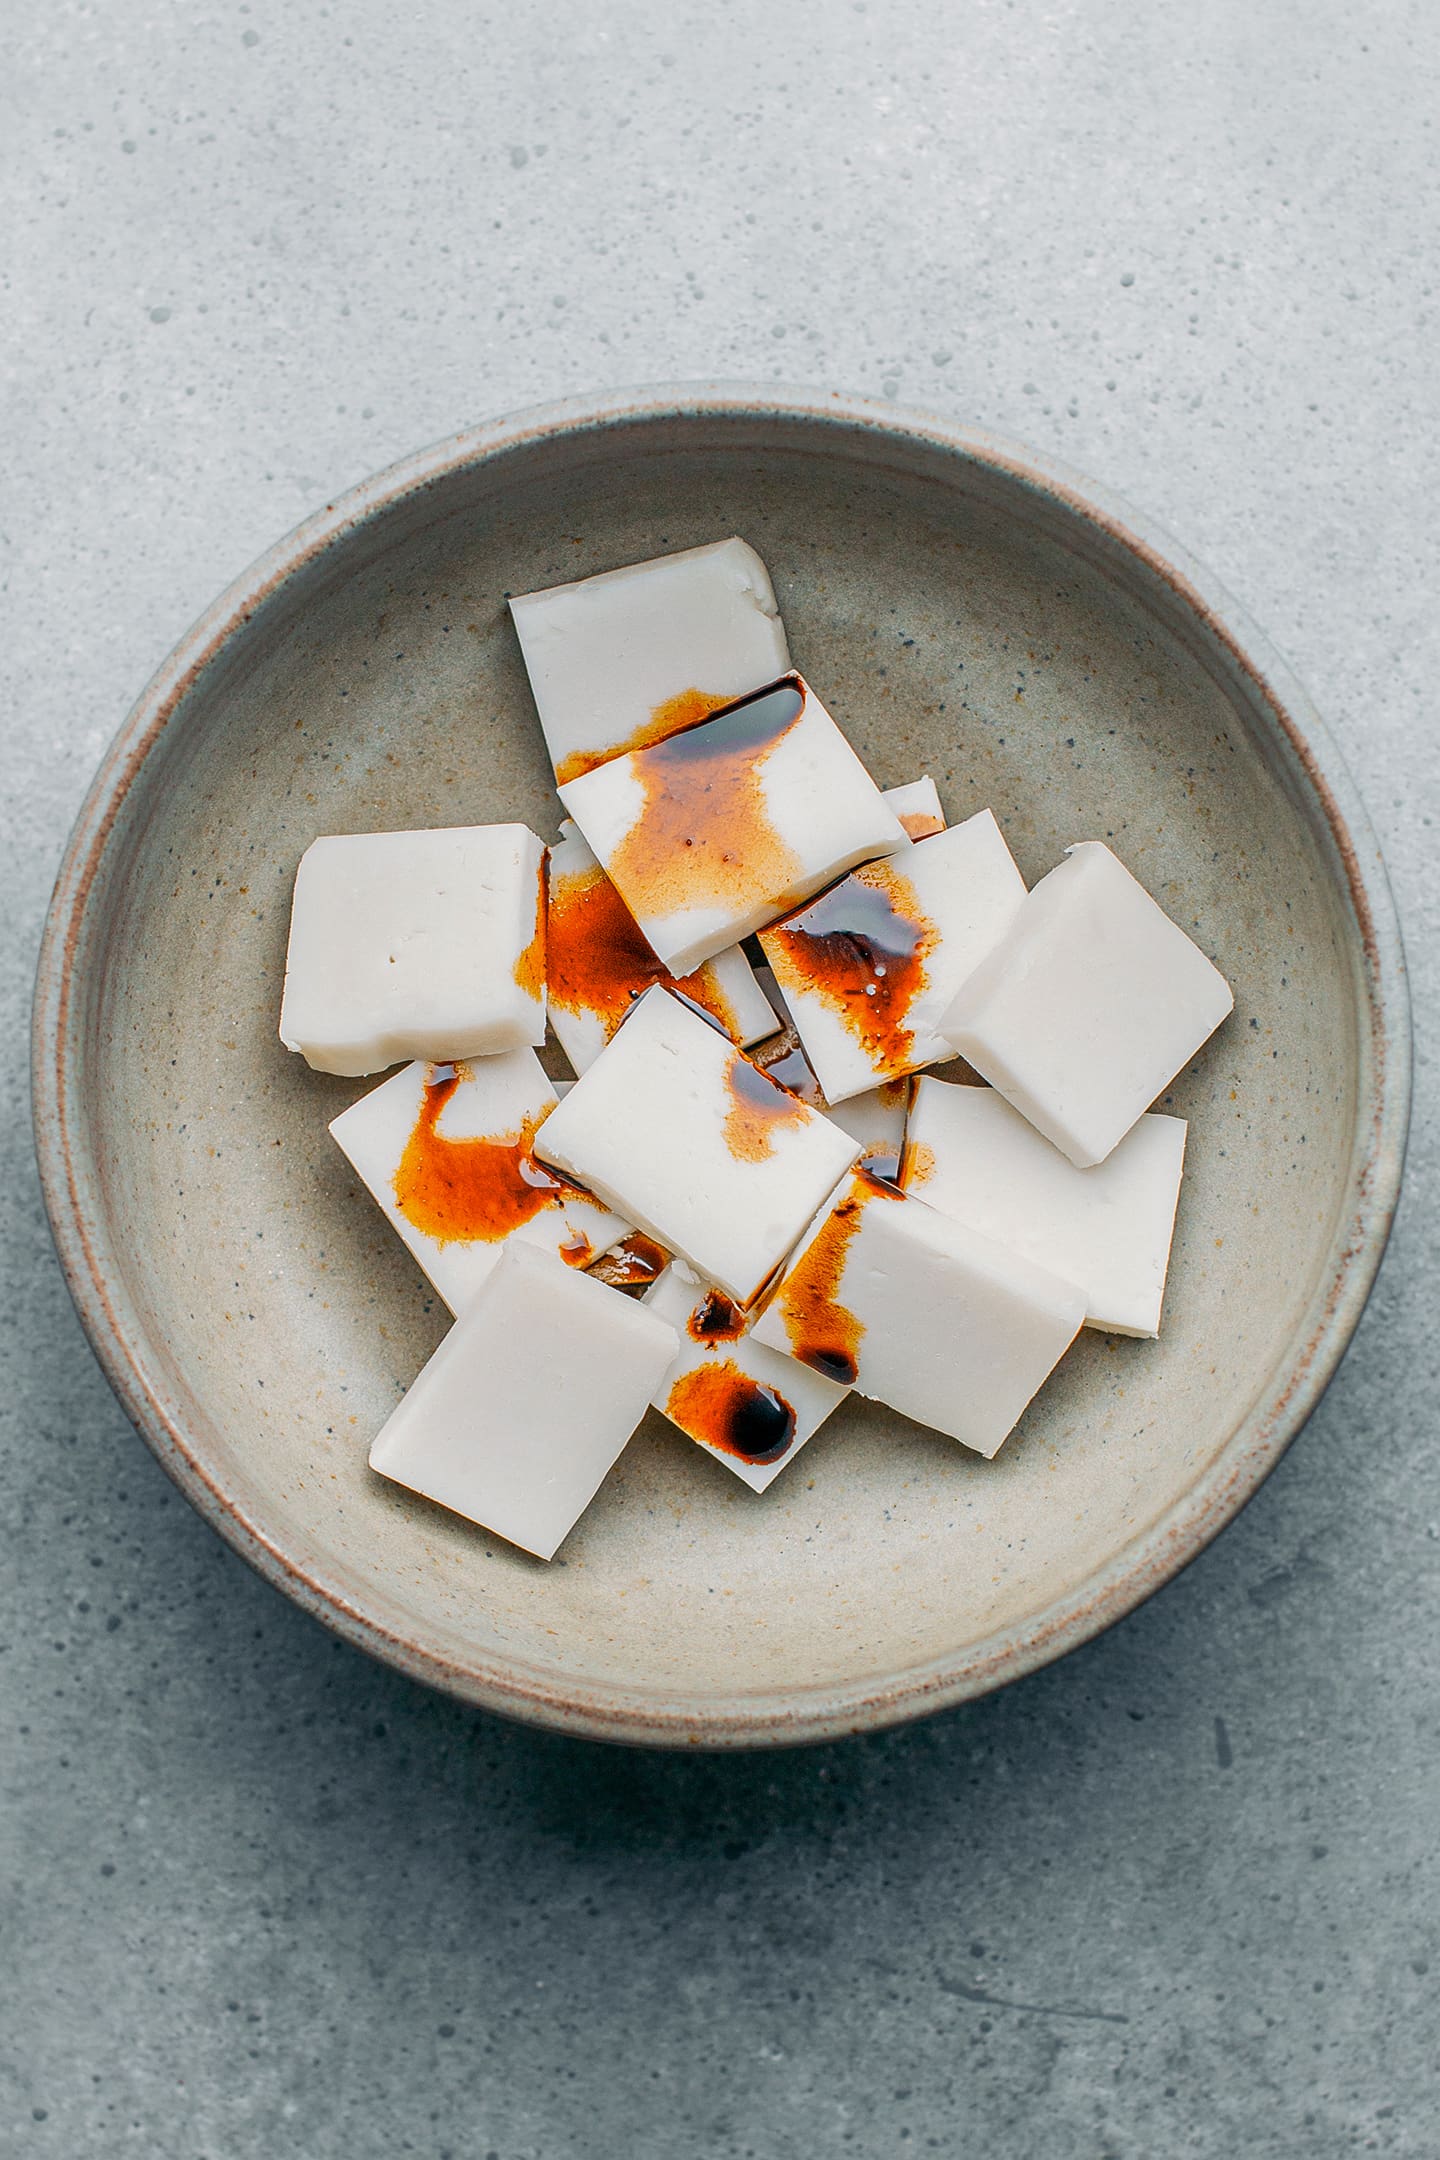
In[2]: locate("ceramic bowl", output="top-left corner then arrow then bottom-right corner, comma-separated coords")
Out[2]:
33,387 -> 1409,1747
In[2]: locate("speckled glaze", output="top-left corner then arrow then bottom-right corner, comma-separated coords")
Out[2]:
31,387 -> 1409,1749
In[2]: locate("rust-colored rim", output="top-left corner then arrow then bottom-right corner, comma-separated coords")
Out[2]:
31,386 -> 1411,1748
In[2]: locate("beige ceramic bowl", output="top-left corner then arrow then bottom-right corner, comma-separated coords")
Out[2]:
33,388 -> 1409,1747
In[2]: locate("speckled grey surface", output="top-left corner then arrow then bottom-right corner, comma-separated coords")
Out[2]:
3,2 -> 1437,2154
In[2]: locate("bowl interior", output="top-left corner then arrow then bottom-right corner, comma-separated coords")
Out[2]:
72,417 -> 1367,1732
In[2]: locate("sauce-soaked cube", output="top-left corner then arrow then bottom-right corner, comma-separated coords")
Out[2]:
759,810 -> 1026,1104
644,1262 -> 850,1493
751,1170 -> 1085,1457
532,986 -> 861,1307
330,1050 -> 629,1314
546,822 -> 776,1075
509,537 -> 791,786
558,675 -> 907,978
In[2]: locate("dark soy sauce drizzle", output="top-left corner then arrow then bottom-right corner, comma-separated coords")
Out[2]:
666,1361 -> 797,1464
605,678 -> 808,927
767,858 -> 933,1077
547,858 -> 742,1042
392,1066 -> 567,1245
687,1289 -> 747,1343
723,1049 -> 812,1163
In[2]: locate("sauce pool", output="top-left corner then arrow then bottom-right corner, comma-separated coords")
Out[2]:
686,1289 -> 747,1343
392,1067 -> 571,1245
749,1021 -> 824,1104
666,1361 -> 797,1464
555,685 -> 734,788
765,856 -> 934,1080
547,860 -> 741,1042
605,678 -> 807,929
586,1231 -> 670,1289
770,1168 -> 904,1383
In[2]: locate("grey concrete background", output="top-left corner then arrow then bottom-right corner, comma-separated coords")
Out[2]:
3,2 -> 1436,2154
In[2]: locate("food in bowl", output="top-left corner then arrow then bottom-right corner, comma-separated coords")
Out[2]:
276,537 -> 1233,1559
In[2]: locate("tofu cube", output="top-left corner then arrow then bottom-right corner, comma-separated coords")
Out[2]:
882,775 -> 946,841
644,1262 -> 850,1492
942,841 -> 1234,1167
758,809 -> 1027,1104
822,1078 -> 913,1185
751,1171 -> 1086,1456
532,986 -> 862,1307
904,1079 -> 1187,1337
279,825 -> 546,1076
329,1050 -> 629,1314
369,1241 -> 678,1560
558,675 -> 908,978
547,822 -> 777,1075
509,537 -> 791,786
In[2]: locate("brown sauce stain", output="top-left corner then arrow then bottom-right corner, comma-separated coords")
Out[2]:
392,1067 -> 571,1245
900,1137 -> 936,1191
899,808 -> 945,841
558,1232 -> 596,1268
511,854 -> 548,1002
686,1289 -> 747,1343
587,1232 -> 669,1288
666,1361 -> 796,1464
548,860 -> 744,1043
771,1169 -> 902,1384
723,1048 -> 812,1164
749,1019 -> 824,1104
766,856 -> 935,1079
604,678 -> 807,927
554,687 -> 736,788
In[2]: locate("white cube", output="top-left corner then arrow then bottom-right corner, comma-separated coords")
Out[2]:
558,675 -> 908,978
532,986 -> 861,1306
329,1050 -> 629,1314
751,1171 -> 1085,1456
279,824 -> 546,1077
546,822 -> 776,1075
758,810 -> 1027,1104
644,1263 -> 850,1493
942,841 -> 1233,1167
509,536 -> 791,785
882,775 -> 946,841
904,1079 -> 1187,1337
369,1241 -> 679,1560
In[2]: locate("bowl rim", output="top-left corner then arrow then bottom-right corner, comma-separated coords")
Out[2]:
31,383 -> 1412,1749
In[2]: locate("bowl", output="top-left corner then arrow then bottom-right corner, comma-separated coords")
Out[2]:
32,386 -> 1409,1748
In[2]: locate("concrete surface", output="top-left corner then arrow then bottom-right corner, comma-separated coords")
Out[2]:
3,1 -> 1437,2153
